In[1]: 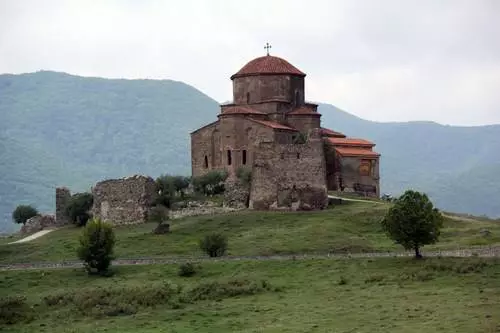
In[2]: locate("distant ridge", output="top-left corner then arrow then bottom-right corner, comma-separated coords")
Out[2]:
0,71 -> 499,232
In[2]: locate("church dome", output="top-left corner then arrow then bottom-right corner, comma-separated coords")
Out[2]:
231,55 -> 305,79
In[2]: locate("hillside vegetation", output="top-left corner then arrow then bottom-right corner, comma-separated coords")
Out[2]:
1,202 -> 500,265
1,71 -> 499,232
1,258 -> 500,332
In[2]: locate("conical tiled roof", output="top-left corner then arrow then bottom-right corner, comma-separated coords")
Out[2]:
231,55 -> 305,79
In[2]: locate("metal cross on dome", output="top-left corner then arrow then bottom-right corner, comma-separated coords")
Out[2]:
264,42 -> 272,56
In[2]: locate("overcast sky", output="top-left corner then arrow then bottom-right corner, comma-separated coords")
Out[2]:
1,0 -> 499,126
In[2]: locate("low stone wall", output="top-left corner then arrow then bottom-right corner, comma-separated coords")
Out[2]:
92,175 -> 158,225
169,201 -> 240,220
223,181 -> 250,209
20,214 -> 56,235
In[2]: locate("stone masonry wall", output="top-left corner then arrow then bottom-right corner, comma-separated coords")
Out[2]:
55,187 -> 71,225
249,128 -> 328,210
91,175 -> 158,225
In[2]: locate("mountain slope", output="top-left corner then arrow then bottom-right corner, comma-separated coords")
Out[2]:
1,71 -> 499,231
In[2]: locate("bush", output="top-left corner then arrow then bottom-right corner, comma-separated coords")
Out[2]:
155,175 -> 191,208
199,232 -> 228,257
77,218 -> 115,275
181,279 -> 274,303
148,205 -> 169,224
381,190 -> 444,258
66,192 -> 93,226
178,262 -> 199,277
12,205 -> 38,225
0,296 -> 33,325
236,167 -> 252,187
192,170 -> 228,196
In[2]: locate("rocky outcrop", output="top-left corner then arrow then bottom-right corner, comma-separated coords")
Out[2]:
20,214 -> 56,235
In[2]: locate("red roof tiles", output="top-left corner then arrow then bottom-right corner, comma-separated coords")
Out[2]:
231,55 -> 305,79
326,137 -> 375,147
335,147 -> 380,158
320,128 -> 346,138
221,106 -> 266,115
249,119 -> 298,131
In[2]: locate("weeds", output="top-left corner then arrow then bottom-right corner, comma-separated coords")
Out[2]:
0,296 -> 33,325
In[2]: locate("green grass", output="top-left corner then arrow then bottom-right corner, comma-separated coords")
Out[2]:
1,257 -> 500,332
1,202 -> 500,264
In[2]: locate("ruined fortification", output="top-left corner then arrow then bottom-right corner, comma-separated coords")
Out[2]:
91,175 -> 158,225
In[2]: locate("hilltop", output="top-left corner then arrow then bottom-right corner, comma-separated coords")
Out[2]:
1,71 -> 499,232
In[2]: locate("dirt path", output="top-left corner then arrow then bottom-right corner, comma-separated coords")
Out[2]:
7,229 -> 55,244
2,246 -> 499,271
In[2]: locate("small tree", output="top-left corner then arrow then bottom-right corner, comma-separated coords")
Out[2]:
236,167 -> 252,187
199,233 -> 228,257
66,192 -> 93,226
381,190 -> 444,258
192,170 -> 228,196
12,205 -> 38,225
77,218 -> 115,275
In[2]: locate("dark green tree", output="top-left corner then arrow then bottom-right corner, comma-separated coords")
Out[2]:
12,205 -> 38,225
381,190 -> 444,258
66,192 -> 93,226
77,218 -> 115,275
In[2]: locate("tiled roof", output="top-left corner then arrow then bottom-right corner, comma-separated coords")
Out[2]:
320,128 -> 346,138
221,106 -> 266,115
335,147 -> 380,158
249,119 -> 298,131
326,137 -> 375,147
231,55 -> 305,79
288,106 -> 320,116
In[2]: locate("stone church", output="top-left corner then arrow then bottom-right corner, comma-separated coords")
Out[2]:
191,49 -> 380,210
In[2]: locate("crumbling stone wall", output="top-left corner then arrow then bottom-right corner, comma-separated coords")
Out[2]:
91,175 -> 158,225
21,214 -> 56,234
223,180 -> 250,209
249,129 -> 328,210
55,187 -> 71,225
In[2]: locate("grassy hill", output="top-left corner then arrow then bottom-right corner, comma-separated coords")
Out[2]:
1,71 -> 500,232
1,202 -> 500,332
1,202 -> 500,264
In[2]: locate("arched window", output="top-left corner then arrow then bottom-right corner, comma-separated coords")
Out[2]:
295,91 -> 300,106
204,155 -> 209,169
227,150 -> 232,166
246,92 -> 250,104
296,153 -> 300,159
242,150 -> 247,165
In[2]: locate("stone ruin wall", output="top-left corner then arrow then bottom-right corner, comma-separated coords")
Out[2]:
249,129 -> 329,210
55,187 -> 72,225
91,175 -> 158,225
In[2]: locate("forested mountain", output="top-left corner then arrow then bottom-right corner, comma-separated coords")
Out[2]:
1,71 -> 499,232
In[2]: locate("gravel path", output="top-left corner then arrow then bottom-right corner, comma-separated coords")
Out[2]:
7,229 -> 56,244
2,246 -> 499,271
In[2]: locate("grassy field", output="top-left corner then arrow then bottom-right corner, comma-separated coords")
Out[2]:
1,257 -> 500,332
1,202 -> 500,264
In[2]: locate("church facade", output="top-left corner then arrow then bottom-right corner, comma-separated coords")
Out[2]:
191,51 -> 380,209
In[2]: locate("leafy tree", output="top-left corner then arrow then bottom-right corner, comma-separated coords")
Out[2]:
192,170 -> 228,196
236,167 -> 252,187
155,175 -> 191,207
199,233 -> 228,257
12,205 -> 38,225
66,192 -> 93,226
381,190 -> 444,258
77,218 -> 115,275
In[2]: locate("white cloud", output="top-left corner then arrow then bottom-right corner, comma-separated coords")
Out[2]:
0,0 -> 499,125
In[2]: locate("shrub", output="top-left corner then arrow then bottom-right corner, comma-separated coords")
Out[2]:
148,205 -> 169,224
181,279 -> 274,303
192,170 -> 228,196
155,175 -> 191,207
77,218 -> 115,275
178,262 -> 199,277
337,276 -> 348,285
381,190 -> 444,258
12,205 -> 38,225
0,296 -> 33,325
199,232 -> 228,257
236,167 -> 252,187
66,192 -> 93,226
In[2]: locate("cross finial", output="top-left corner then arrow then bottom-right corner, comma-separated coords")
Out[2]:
264,42 -> 272,56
